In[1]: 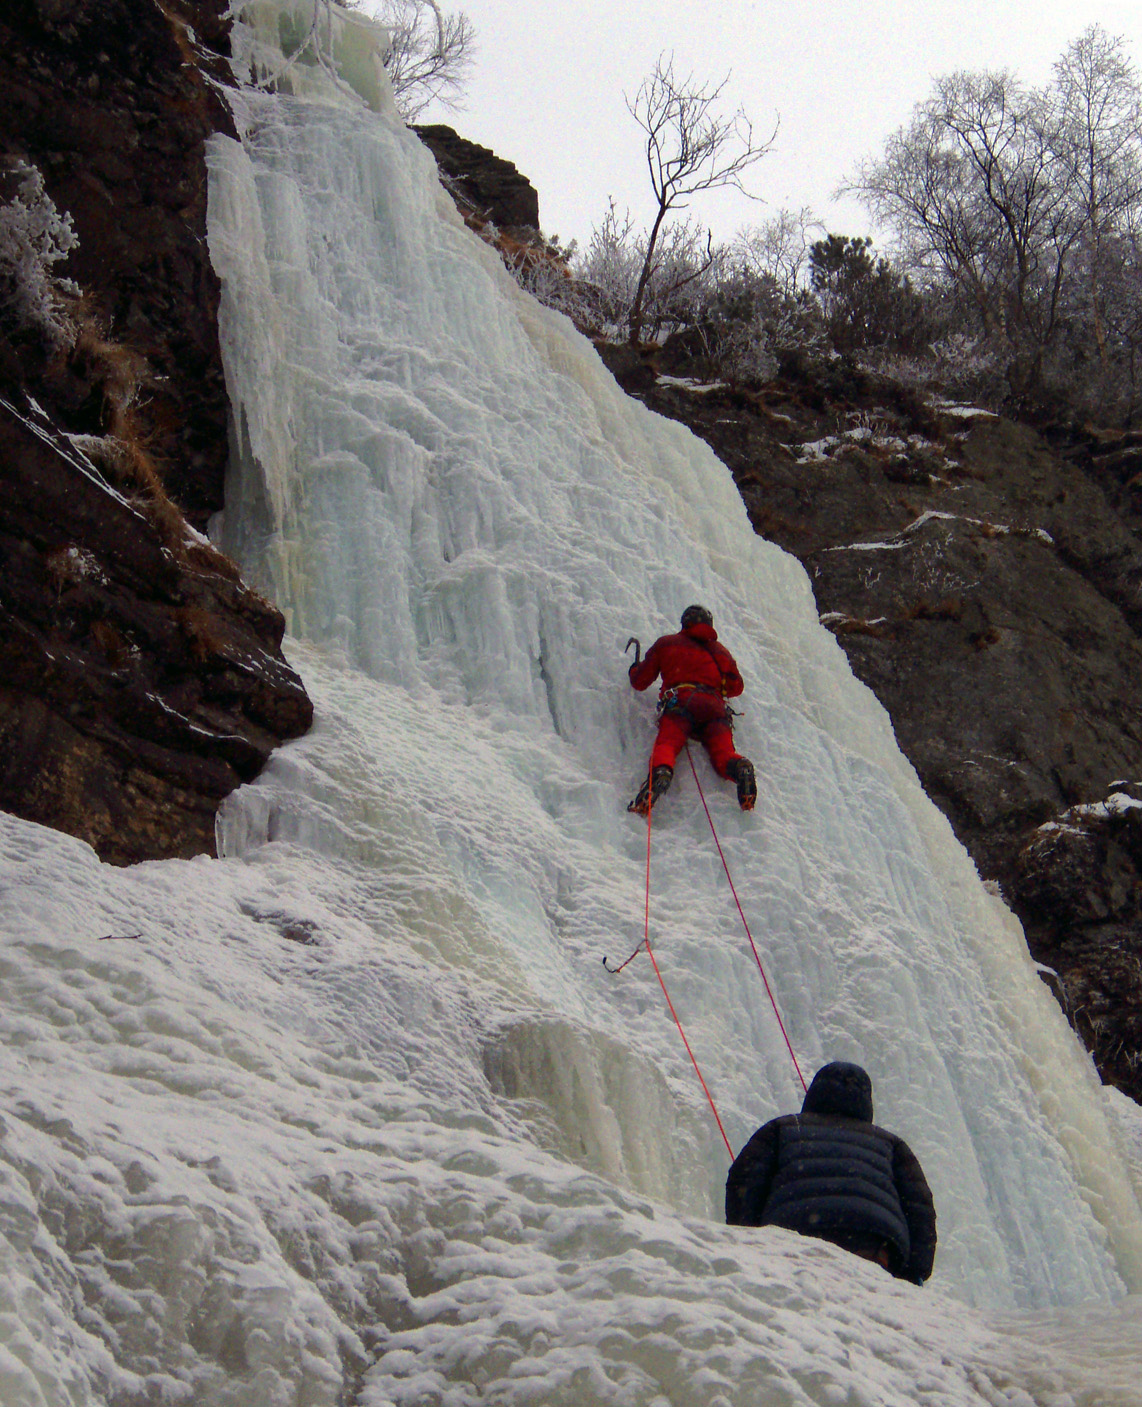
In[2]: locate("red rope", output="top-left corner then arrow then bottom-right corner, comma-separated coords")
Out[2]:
609,762 -> 735,1159
686,746 -> 808,1093
644,938 -> 735,1158
643,758 -> 654,954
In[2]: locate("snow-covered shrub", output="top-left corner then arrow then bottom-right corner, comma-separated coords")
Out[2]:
718,316 -> 779,384
570,201 -> 643,337
572,202 -> 723,343
0,159 -> 78,347
684,270 -> 830,386
504,245 -> 597,330
857,333 -> 1007,408
680,270 -> 780,384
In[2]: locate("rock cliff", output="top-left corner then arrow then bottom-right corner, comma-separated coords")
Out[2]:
413,123 -> 541,233
1,0 -> 312,864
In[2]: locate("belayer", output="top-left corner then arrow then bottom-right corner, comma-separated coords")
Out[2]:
725,1062 -> 937,1284
627,604 -> 756,815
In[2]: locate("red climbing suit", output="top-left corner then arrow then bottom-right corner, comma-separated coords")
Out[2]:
629,622 -> 745,777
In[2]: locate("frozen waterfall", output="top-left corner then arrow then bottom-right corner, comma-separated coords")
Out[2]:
2,3 -> 1142,1403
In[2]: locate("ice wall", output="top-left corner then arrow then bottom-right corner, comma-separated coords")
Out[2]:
4,4 -> 1142,1404
206,2 -> 1142,1310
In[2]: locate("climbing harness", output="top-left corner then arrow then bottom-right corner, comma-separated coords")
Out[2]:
657,683 -> 721,716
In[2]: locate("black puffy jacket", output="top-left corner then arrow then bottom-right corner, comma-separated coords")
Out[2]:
725,1063 -> 936,1284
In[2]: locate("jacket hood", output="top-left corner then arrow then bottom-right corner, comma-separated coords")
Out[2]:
683,622 -> 718,643
801,1062 -> 874,1122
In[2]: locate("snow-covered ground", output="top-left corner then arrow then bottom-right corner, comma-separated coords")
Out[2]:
3,3 -> 1142,1402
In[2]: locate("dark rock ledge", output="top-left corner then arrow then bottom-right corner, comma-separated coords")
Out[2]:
0,391 -> 312,864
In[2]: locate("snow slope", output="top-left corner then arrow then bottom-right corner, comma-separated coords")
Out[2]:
2,3 -> 1142,1403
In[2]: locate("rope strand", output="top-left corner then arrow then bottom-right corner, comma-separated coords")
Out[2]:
686,746 -> 808,1093
644,939 -> 735,1159
645,773 -> 734,1159
604,759 -> 735,1159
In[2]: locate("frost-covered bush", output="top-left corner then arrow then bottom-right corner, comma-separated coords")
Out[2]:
572,202 -> 722,343
570,202 -> 644,337
717,277 -> 833,384
851,331 -> 1016,413
664,270 -> 830,387
504,245 -> 598,330
0,159 -> 78,346
718,316 -> 779,384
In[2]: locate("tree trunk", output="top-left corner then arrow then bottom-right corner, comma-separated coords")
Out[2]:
627,202 -> 670,346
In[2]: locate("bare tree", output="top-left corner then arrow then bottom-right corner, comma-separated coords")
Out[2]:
625,54 -> 776,344
849,70 -> 1084,384
733,207 -> 819,297
1051,26 -> 1142,368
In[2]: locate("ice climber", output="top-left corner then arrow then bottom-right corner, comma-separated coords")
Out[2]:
724,1061 -> 937,1284
627,604 -> 756,815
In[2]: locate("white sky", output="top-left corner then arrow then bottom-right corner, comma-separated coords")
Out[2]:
397,0 -> 1142,255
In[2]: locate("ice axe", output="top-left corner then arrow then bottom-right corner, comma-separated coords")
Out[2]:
625,636 -> 642,667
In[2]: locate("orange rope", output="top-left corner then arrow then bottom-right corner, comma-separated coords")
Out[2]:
686,746 -> 808,1093
604,760 -> 736,1160
643,938 -> 735,1159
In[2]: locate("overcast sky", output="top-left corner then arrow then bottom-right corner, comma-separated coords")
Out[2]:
390,0 -> 1142,256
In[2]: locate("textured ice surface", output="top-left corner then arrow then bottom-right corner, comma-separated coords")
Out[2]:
2,4 -> 1142,1403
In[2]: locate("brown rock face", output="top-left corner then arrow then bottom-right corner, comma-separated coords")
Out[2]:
610,347 -> 1142,1101
0,393 -> 312,863
1,0 -> 313,864
2,0 -> 234,526
414,123 -> 541,232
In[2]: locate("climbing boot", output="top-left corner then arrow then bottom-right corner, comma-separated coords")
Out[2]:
628,764 -> 674,816
727,757 -> 757,812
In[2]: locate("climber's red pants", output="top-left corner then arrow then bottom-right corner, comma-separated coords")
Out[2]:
648,689 -> 740,778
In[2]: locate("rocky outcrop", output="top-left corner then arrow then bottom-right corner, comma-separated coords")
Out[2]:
0,392 -> 312,864
1,0 -> 313,864
414,123 -> 540,233
611,348 -> 1142,1100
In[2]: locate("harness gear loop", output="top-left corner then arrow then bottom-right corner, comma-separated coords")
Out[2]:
685,745 -> 808,1094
